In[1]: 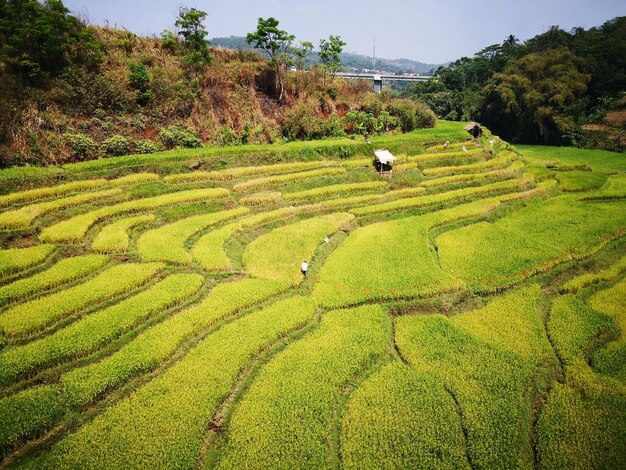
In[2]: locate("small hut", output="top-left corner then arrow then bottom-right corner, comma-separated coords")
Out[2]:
464,122 -> 483,138
374,149 -> 396,174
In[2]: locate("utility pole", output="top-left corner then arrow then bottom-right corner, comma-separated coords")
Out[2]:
372,36 -> 376,71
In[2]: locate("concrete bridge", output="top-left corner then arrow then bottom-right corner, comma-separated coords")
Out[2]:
334,72 -> 432,93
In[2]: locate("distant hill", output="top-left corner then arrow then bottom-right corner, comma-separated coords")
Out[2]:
210,36 -> 441,75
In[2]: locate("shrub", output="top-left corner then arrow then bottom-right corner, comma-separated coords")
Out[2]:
63,132 -> 97,160
283,106 -> 345,141
102,135 -> 131,157
414,101 -> 437,128
136,139 -> 160,154
159,124 -> 202,149
160,30 -> 178,51
282,105 -> 318,141
128,63 -> 152,105
215,125 -> 240,146
387,102 -> 416,132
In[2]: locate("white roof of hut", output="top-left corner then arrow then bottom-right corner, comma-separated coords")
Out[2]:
374,149 -> 396,165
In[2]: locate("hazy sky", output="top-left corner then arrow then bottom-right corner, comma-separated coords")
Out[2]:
66,0 -> 625,64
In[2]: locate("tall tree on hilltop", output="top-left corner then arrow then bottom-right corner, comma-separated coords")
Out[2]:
175,6 -> 212,73
293,41 -> 314,71
319,35 -> 346,85
246,17 -> 295,103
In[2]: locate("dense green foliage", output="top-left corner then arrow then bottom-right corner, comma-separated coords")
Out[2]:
0,0 -> 102,84
404,18 -> 626,148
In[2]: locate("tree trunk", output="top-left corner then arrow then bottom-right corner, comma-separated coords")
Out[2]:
275,62 -> 285,104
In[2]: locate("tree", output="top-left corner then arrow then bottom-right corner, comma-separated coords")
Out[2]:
318,35 -> 346,84
246,17 -> 295,103
175,7 -> 211,71
482,48 -> 590,144
0,0 -> 103,84
292,41 -> 313,71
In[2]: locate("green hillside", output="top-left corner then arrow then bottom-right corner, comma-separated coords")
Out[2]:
0,121 -> 624,468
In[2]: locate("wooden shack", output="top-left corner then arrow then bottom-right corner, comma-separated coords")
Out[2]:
374,149 -> 396,174
464,122 -> 483,138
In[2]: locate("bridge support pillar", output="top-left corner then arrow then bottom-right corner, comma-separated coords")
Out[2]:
373,75 -> 383,93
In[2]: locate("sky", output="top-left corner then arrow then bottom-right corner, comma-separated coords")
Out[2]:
66,0 -> 625,64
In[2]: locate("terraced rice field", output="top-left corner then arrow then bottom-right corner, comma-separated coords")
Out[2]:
0,122 -> 625,468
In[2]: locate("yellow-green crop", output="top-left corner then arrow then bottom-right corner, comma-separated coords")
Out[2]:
60,278 -> 285,407
191,207 -> 298,272
0,273 -> 202,385
0,179 -> 107,207
283,181 -> 387,201
351,178 -> 531,216
35,296 -> 315,469
588,278 -> 626,382
137,207 -> 249,264
0,189 -> 121,229
233,167 -> 346,192
406,147 -> 484,165
243,212 -> 354,285
538,290 -> 626,468
109,172 -> 160,186
218,304 -> 388,469
422,154 -> 516,177
561,254 -> 626,293
239,191 -> 282,206
341,362 -> 469,469
163,160 -> 338,184
39,187 -> 229,243
92,214 -> 156,252
396,286 -> 552,469
437,195 -> 626,291
0,254 -> 107,305
421,161 -> 523,188
0,262 -> 164,337
0,279 -> 282,452
313,199 -> 500,307
0,244 -> 55,278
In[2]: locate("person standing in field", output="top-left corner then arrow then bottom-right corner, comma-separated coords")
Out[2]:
301,260 -> 308,277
